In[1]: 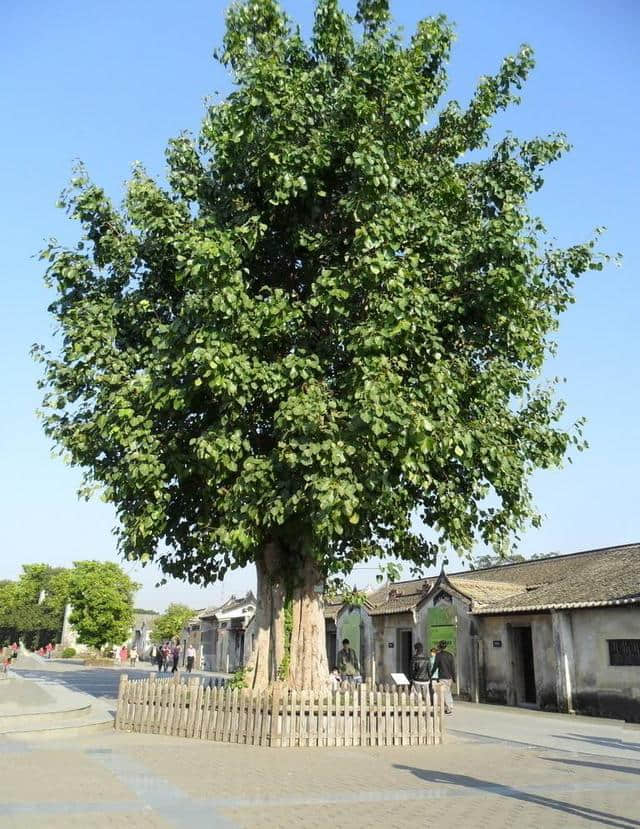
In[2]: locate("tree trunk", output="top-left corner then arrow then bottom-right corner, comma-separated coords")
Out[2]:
245,542 -> 286,691
288,557 -> 329,691
246,543 -> 329,691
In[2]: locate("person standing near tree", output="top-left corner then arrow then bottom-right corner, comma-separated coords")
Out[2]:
337,638 -> 359,683
432,641 -> 456,714
410,642 -> 430,698
155,645 -> 164,673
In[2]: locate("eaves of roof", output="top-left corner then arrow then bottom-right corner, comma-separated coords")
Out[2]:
472,595 -> 640,615
368,600 -> 419,616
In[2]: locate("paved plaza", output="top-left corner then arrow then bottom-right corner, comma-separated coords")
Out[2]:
2,660 -> 640,828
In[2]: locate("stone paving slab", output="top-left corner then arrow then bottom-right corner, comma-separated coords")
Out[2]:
0,675 -> 56,713
0,712 -> 639,828
0,749 -> 136,804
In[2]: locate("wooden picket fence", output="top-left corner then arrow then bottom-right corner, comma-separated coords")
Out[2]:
114,674 -> 445,748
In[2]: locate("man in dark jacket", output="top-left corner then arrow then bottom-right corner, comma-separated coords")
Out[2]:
171,641 -> 181,674
432,640 -> 456,714
337,638 -> 360,682
410,642 -> 430,700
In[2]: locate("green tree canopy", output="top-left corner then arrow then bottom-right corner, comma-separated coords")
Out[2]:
0,580 -> 19,646
0,565 -> 70,648
37,0 -> 603,688
67,561 -> 138,649
151,603 -> 196,643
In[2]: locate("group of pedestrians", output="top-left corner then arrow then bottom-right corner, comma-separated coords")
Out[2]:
1,642 -> 19,673
112,645 -> 139,665
411,640 -> 456,714
150,641 -> 197,674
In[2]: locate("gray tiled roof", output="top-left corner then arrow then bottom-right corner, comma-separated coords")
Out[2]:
323,601 -> 343,620
367,578 -> 435,616
354,543 -> 640,617
198,591 -> 256,620
133,612 -> 158,629
470,543 -> 640,614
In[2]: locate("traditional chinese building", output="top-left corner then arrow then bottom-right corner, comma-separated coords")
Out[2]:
130,610 -> 158,657
198,592 -> 256,673
329,543 -> 640,722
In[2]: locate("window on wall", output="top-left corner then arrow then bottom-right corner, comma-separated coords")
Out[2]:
608,639 -> 640,666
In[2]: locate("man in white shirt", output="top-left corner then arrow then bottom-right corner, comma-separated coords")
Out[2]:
186,644 -> 197,673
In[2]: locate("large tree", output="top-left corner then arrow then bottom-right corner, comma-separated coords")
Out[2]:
37,0 -> 603,689
151,603 -> 196,643
0,565 -> 71,648
67,561 -> 137,650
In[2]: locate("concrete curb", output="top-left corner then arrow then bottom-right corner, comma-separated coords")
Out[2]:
0,675 -> 114,739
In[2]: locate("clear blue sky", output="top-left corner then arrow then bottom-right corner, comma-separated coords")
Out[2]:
1,1 -> 638,610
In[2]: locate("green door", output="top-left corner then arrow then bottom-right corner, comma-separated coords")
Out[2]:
339,611 -> 362,674
426,606 -> 457,655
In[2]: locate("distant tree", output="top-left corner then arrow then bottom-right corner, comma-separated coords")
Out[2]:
472,553 -> 527,569
472,549 -> 559,568
67,561 -> 138,649
0,565 -> 71,648
150,604 -> 195,643
37,0 -> 604,689
0,580 -> 19,646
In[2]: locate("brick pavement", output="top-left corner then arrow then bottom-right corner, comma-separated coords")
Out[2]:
1,725 -> 639,828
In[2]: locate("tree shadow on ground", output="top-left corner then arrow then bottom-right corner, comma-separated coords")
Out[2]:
393,765 -> 640,829
543,757 -> 640,776
550,733 -> 640,752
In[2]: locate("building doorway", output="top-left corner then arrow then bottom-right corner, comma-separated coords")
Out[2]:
326,630 -> 337,670
397,629 -> 413,678
513,626 -> 536,705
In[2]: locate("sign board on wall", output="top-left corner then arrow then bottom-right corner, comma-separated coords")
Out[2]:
426,605 -> 457,655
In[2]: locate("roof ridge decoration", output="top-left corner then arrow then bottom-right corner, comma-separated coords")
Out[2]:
417,568 -> 475,610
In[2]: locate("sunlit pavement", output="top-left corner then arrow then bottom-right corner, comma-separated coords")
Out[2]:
2,664 -> 639,828
11,655 -> 228,701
